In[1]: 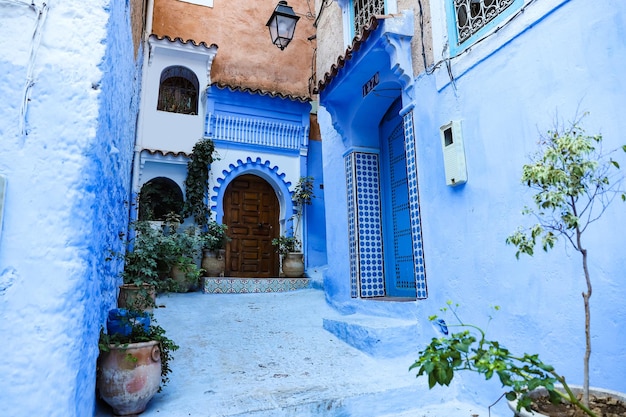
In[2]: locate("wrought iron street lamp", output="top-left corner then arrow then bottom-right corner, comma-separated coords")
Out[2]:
266,1 -> 300,50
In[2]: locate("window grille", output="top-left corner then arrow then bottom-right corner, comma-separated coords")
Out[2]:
454,0 -> 514,44
353,0 -> 384,38
157,66 -> 199,115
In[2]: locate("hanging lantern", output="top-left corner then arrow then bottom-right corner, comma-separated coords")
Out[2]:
266,1 -> 300,50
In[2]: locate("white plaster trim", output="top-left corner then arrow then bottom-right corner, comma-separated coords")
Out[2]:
148,36 -> 218,58
431,0 -> 571,92
177,0 -> 213,7
148,35 -> 218,87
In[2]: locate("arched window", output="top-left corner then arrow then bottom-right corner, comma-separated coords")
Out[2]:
138,177 -> 184,221
157,66 -> 199,115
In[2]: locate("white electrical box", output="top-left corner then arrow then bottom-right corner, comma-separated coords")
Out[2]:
439,120 -> 467,186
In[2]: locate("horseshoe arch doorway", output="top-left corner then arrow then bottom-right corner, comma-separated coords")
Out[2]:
222,174 -> 280,277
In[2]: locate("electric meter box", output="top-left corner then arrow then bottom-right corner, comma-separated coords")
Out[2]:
439,120 -> 467,186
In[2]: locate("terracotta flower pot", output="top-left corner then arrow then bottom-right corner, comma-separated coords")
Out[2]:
97,341 -> 162,416
202,249 -> 225,277
170,262 -> 197,293
117,283 -> 157,312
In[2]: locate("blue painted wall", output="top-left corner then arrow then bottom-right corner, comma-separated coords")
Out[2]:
305,138 -> 328,268
319,0 -> 626,410
0,0 -> 140,415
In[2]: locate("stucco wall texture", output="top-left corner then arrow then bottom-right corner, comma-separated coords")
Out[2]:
0,0 -> 140,415
317,0 -> 626,413
152,0 -> 316,98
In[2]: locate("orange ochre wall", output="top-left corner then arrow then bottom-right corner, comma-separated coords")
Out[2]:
152,0 -> 316,98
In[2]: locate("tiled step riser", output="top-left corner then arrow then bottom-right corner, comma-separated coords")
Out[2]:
203,277 -> 310,293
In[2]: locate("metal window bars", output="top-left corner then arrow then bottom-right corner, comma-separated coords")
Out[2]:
353,0 -> 384,38
454,0 -> 514,44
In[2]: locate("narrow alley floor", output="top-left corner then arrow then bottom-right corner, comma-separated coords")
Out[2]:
95,288 -> 501,417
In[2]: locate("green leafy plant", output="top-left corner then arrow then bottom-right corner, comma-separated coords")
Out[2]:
200,220 -> 230,251
505,116 -> 625,407
271,176 -> 315,255
122,219 -> 204,295
292,176 -> 315,236
271,235 -> 301,255
121,221 -> 166,287
412,117 -> 625,417
99,313 -> 179,390
410,302 -> 598,416
138,179 -> 184,221
169,255 -> 203,292
183,138 -> 216,229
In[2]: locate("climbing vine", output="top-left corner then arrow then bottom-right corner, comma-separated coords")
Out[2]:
183,138 -> 216,229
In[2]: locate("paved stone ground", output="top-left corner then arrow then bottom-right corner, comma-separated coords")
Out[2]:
95,289 -> 502,417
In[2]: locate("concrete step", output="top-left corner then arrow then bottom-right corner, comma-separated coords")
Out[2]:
323,314 -> 421,358
224,385 -> 496,417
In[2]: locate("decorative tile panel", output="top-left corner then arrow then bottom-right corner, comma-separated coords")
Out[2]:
345,152 -> 385,298
345,156 -> 359,298
403,111 -> 428,299
203,277 -> 310,294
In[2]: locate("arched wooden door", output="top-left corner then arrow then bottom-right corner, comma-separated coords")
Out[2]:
223,174 -> 280,278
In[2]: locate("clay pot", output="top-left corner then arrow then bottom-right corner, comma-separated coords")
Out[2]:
97,341 -> 162,416
202,249 -> 225,277
282,252 -> 304,277
170,263 -> 196,293
117,284 -> 156,312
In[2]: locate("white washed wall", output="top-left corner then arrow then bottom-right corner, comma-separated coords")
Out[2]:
0,0 -> 139,415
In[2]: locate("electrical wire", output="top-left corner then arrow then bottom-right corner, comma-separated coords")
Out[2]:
426,0 -> 539,83
14,1 -> 49,138
303,0 -> 315,20
417,0 -> 429,72
313,0 -> 334,28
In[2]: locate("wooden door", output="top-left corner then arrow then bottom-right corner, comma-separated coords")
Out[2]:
223,174 -> 279,278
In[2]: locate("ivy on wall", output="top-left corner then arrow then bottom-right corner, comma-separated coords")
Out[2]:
183,138 -> 216,229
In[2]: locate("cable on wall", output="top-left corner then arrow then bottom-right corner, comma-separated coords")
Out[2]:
313,0 -> 334,28
416,0 -> 429,73
426,0 -> 539,78
13,1 -> 49,138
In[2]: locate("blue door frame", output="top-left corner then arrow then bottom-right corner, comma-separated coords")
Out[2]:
379,98 -> 416,298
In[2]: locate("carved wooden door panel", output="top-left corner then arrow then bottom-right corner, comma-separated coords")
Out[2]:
223,174 -> 279,278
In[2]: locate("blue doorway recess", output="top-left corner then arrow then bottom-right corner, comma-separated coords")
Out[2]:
379,98 -> 416,298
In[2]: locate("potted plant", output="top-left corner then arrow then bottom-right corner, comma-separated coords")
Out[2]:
411,118 -> 626,416
291,175 -> 315,237
118,221 -> 165,311
271,176 -> 315,277
271,235 -> 303,277
169,255 -> 203,292
97,308 -> 179,416
200,220 -> 229,277
163,217 -> 204,292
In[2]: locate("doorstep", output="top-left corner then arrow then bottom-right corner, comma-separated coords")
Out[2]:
202,276 -> 310,293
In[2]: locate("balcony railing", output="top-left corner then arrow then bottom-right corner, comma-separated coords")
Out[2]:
206,113 -> 308,151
